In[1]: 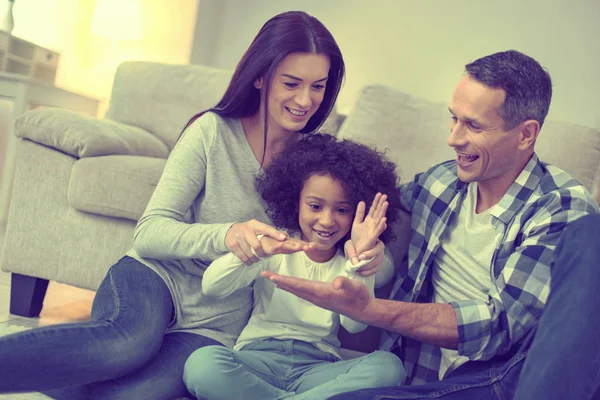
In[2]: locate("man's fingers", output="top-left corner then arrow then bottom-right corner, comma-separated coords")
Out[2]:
261,270 -> 275,279
332,276 -> 357,291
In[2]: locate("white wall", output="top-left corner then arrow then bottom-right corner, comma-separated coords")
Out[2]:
191,0 -> 600,129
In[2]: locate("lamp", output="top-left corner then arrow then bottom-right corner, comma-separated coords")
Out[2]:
91,0 -> 143,41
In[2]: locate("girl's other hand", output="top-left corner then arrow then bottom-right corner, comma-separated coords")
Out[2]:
345,239 -> 385,276
225,220 -> 287,265
351,193 -> 388,255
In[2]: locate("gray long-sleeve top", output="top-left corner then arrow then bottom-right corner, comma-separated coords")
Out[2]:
127,112 -> 271,347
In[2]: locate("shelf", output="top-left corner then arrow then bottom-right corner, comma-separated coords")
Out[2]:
6,53 -> 33,65
0,32 -> 59,84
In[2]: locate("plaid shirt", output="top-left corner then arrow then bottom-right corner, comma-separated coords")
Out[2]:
381,153 -> 599,385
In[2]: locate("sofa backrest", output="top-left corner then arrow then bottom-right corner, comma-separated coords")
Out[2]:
337,84 -> 600,205
106,61 -> 346,152
106,62 -> 233,151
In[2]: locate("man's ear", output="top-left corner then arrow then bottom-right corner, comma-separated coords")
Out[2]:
254,77 -> 263,89
519,119 -> 540,150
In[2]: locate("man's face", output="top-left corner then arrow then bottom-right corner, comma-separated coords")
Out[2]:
447,74 -> 525,189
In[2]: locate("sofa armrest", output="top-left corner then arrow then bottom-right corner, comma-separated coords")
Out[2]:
15,107 -> 170,159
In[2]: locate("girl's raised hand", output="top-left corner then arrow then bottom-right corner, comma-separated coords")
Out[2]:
351,193 -> 388,255
225,220 -> 287,265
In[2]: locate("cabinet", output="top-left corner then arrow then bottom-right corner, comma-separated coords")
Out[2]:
0,30 -> 60,84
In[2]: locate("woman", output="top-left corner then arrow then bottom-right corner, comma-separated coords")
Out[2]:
0,10 -> 369,400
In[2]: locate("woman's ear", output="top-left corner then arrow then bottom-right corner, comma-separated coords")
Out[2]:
254,77 -> 263,89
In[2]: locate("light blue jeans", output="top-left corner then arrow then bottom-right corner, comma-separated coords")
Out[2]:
184,338 -> 405,400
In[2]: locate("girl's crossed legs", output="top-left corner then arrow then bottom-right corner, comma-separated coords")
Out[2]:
184,338 -> 405,400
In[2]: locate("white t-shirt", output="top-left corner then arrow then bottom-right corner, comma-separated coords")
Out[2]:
432,182 -> 501,379
202,240 -> 381,359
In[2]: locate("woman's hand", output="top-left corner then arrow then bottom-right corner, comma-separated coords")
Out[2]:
225,220 -> 287,265
260,236 -> 314,257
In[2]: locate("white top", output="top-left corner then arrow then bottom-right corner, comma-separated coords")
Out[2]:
202,243 -> 379,359
432,182 -> 501,378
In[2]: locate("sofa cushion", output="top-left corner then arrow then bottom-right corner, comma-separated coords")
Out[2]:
68,155 -> 166,221
338,84 -> 600,203
337,84 -> 454,185
107,62 -> 345,150
534,120 -> 600,201
107,62 -> 234,150
15,107 -> 170,159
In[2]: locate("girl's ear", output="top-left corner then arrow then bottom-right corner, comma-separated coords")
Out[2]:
254,77 -> 264,89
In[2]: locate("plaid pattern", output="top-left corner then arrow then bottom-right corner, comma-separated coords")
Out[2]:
381,154 -> 600,384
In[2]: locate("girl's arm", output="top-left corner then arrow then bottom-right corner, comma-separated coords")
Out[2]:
339,193 -> 388,332
203,235 -> 308,297
339,258 -> 375,333
202,252 -> 274,298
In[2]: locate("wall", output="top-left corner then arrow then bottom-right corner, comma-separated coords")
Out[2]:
4,0 -> 199,114
191,0 -> 600,129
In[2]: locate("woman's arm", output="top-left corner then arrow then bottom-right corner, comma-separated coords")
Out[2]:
133,114 -> 285,264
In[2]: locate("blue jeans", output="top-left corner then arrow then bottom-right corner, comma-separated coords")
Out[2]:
183,339 -> 405,400
0,256 -> 221,399
330,213 -> 600,400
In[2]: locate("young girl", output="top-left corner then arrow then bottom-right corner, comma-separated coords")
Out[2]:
0,11 -> 384,400
183,134 -> 405,400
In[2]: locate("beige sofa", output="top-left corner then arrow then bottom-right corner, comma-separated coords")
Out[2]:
2,62 -> 599,326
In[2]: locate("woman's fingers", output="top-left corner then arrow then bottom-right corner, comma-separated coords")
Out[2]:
226,220 -> 287,265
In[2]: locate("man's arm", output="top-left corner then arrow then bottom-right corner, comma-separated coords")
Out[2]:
261,271 -> 459,349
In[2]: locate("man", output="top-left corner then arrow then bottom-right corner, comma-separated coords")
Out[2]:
263,50 -> 600,399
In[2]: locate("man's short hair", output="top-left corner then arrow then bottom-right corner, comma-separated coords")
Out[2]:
465,50 -> 552,129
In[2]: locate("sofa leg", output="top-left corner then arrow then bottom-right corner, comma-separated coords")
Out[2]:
10,273 -> 49,317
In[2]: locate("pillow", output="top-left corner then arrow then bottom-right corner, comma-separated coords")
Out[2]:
337,84 -> 454,183
15,107 -> 170,159
534,120 -> 600,197
317,105 -> 344,136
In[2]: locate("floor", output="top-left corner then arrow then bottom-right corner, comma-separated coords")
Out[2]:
0,223 -> 95,398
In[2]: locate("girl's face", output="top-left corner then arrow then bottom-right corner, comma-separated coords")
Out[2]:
260,52 -> 330,134
298,174 -> 354,263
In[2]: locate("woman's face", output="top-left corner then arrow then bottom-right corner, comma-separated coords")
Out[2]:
260,52 -> 330,134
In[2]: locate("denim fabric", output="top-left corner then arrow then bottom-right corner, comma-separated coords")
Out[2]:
184,339 -> 404,400
514,214 -> 600,400
329,338 -> 526,400
331,214 -> 600,400
0,256 -> 221,399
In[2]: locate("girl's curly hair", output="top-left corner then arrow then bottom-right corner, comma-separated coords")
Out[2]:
256,133 -> 401,247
